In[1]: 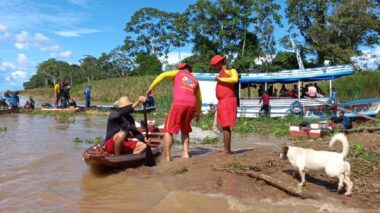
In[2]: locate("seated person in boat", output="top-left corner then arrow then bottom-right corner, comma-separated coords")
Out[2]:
69,98 -> 77,107
23,96 -> 35,110
306,84 -> 317,98
104,96 -> 150,156
330,111 -> 352,132
9,92 -> 20,111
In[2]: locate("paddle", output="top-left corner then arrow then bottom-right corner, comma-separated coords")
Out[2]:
143,96 -> 156,167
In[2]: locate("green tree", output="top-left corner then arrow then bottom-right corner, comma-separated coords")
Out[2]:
134,53 -> 162,75
79,55 -> 100,83
286,0 -> 380,64
124,8 -> 188,64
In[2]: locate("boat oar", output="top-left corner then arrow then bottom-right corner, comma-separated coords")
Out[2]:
143,99 -> 156,167
307,97 -> 378,121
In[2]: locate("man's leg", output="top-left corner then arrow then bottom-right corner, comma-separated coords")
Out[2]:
181,132 -> 190,158
164,132 -> 174,161
222,126 -> 232,154
133,142 -> 147,154
113,131 -> 126,156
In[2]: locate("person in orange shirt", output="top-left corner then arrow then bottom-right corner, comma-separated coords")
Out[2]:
209,55 -> 238,154
146,63 -> 202,161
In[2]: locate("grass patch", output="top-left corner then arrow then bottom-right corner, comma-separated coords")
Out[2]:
195,114 -> 313,137
223,157 -> 249,171
73,136 -> 104,144
348,141 -> 380,178
202,136 -> 219,144
174,166 -> 189,175
0,127 -> 7,132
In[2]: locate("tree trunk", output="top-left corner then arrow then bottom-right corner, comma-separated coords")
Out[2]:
242,30 -> 246,56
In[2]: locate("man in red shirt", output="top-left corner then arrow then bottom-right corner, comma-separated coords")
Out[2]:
209,55 -> 238,154
259,91 -> 270,116
146,63 -> 201,161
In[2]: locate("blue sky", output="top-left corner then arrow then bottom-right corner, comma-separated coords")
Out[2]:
0,0 -> 378,91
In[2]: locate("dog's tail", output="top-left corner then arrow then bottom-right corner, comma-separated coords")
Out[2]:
329,133 -> 349,158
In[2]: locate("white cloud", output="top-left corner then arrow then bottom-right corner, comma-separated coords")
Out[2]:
34,33 -> 50,43
373,46 -> 380,56
68,0 -> 89,6
11,70 -> 27,79
0,61 -> 15,71
161,51 -> 193,65
50,50 -> 72,58
15,30 -> 29,42
14,42 -> 27,49
17,53 -> 28,65
55,28 -> 101,37
40,44 -> 59,52
0,23 -> 8,32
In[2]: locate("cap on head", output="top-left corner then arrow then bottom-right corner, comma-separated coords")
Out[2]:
178,63 -> 192,71
209,55 -> 226,66
116,96 -> 132,108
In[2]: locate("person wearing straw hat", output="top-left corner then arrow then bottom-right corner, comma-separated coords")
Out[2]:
209,55 -> 238,154
104,96 -> 150,155
146,63 -> 202,161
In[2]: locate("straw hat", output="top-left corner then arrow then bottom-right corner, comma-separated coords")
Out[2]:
115,96 -> 132,108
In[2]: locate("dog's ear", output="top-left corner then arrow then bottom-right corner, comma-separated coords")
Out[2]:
281,146 -> 289,159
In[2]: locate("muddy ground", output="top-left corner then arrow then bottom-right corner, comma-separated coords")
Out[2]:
119,131 -> 380,211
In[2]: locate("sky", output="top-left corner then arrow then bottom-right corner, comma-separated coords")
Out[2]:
0,0 -> 379,91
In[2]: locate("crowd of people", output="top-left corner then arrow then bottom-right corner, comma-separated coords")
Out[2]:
0,91 -> 35,112
103,55 -> 237,160
53,80 -> 77,108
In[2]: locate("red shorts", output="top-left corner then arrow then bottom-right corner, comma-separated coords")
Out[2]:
104,137 -> 137,154
217,97 -> 237,128
165,105 -> 196,134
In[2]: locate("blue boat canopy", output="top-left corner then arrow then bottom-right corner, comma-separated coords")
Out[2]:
193,64 -> 354,84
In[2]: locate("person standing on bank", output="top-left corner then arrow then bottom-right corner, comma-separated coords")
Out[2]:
84,85 -> 92,108
209,55 -> 238,154
146,63 -> 202,161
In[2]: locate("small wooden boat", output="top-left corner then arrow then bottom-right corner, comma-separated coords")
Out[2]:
82,126 -> 164,169
289,122 -> 334,138
40,107 -> 80,113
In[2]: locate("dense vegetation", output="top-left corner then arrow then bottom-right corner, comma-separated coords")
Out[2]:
23,0 -> 379,89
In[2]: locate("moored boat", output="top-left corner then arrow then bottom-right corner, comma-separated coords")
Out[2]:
82,126 -> 164,169
193,64 -> 380,119
289,122 -> 333,138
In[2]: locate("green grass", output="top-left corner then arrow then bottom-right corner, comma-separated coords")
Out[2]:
348,141 -> 380,178
195,114 -> 313,136
202,136 -> 220,144
174,166 -> 189,175
0,127 -> 7,132
72,136 -> 104,144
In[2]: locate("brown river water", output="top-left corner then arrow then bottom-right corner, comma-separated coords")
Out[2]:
0,114 -> 369,212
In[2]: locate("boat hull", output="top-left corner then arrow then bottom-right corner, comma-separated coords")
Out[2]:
82,127 -> 164,169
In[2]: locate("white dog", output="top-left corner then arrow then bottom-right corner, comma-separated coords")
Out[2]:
280,133 -> 353,195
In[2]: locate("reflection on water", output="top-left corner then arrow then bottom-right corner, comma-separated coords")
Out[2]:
0,114 -> 367,212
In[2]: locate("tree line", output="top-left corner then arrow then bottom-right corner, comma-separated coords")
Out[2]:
24,0 -> 379,89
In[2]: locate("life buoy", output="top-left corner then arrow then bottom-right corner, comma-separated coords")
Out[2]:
290,101 -> 303,115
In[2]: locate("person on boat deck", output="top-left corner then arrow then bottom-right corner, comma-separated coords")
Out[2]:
210,55 -> 238,155
9,92 -> 20,111
146,62 -> 202,161
84,85 -> 92,108
327,87 -> 338,105
0,92 -> 9,109
54,80 -> 61,108
314,83 -> 323,95
259,91 -> 270,116
330,111 -> 352,132
273,88 -> 278,97
104,96 -> 150,156
69,98 -> 77,108
279,84 -> 287,94
61,81 -> 69,108
306,83 -> 317,98
23,96 -> 35,110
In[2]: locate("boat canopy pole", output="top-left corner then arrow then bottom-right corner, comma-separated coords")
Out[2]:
248,83 -> 251,98
265,82 -> 267,91
329,80 -> 332,97
298,81 -> 301,99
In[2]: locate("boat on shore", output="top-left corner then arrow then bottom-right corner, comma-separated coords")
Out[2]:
193,64 -> 380,119
82,126 -> 164,169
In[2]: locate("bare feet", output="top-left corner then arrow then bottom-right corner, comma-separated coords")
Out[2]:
165,156 -> 172,161
181,152 -> 190,158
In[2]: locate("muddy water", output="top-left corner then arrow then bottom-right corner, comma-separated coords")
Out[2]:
0,114 -> 366,212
